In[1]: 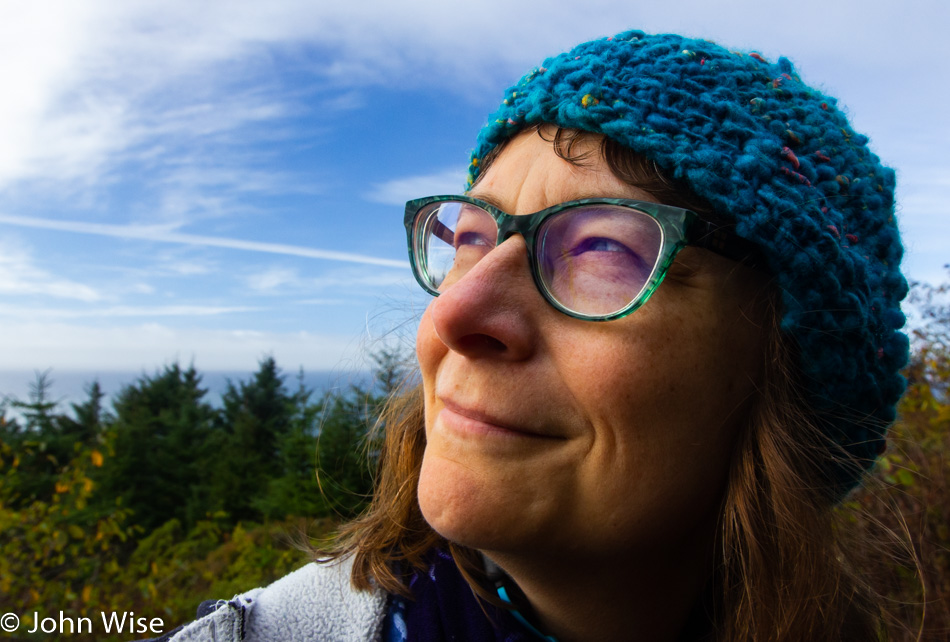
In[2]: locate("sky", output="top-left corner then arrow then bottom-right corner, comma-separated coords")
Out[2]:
0,0 -> 947,393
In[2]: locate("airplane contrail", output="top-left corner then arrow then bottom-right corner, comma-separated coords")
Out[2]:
0,213 -> 408,269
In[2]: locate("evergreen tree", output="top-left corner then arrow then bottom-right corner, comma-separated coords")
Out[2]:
210,357 -> 297,523
254,369 -> 327,519
312,388 -> 376,517
13,370 -> 59,434
0,396 -> 19,440
313,348 -> 412,518
98,364 -> 215,533
4,372 -> 67,504
1,377 -> 109,513
61,381 -> 109,446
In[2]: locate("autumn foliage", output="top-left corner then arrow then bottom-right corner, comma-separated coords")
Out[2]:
0,353 -> 402,641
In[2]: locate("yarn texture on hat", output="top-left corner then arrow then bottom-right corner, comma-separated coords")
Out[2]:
469,30 -> 909,496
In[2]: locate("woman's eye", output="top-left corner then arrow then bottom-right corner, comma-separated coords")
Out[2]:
454,231 -> 492,248
571,237 -> 633,255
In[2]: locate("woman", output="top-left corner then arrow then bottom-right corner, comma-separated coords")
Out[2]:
161,30 -> 907,642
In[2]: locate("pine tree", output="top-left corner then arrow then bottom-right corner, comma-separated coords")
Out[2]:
5,371 -> 67,504
98,364 -> 215,533
210,357 -> 297,523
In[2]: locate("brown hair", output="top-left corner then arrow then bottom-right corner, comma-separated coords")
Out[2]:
321,126 -> 888,639
716,307 -> 882,641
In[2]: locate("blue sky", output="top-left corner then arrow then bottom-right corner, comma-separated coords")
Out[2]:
0,0 -> 947,380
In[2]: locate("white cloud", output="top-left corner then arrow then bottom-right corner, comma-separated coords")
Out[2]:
247,267 -> 300,293
296,298 -> 353,306
308,267 -> 417,293
0,321 -> 362,371
1,0 -> 946,204
160,259 -> 216,277
0,238 -> 102,302
366,169 -> 468,205
140,247 -> 219,277
245,264 -> 416,296
129,283 -> 156,295
0,305 -> 256,321
0,213 -> 408,268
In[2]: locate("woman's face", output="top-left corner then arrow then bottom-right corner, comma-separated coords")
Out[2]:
416,130 -> 769,565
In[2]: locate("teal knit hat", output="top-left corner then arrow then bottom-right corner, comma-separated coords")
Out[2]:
469,30 -> 909,495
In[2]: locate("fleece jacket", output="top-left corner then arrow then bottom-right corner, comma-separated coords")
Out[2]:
167,557 -> 388,642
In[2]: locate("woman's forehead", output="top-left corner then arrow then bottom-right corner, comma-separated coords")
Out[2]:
471,130 -> 656,213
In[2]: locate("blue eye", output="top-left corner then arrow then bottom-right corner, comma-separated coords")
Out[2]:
571,237 -> 633,255
454,231 -> 493,248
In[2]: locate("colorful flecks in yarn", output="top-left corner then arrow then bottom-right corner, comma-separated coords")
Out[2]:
469,30 -> 909,497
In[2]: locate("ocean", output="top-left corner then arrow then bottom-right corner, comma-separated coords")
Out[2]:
0,368 -> 372,418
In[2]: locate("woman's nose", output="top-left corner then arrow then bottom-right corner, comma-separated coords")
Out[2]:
426,236 -> 539,361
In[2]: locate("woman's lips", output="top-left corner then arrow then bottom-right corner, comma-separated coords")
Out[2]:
437,398 -> 561,440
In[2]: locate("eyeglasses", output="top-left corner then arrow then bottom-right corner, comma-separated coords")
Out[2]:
404,195 -> 757,321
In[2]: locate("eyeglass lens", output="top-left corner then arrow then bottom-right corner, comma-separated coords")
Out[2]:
416,201 -> 664,317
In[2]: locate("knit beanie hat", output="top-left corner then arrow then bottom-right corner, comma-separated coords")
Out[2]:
468,30 -> 909,496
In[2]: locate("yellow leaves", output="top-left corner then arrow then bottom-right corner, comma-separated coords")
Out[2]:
82,584 -> 92,603
91,450 -> 104,467
894,468 -> 916,488
51,529 -> 68,550
876,451 -> 918,488
55,481 -> 70,494
934,402 -> 950,426
67,524 -> 84,540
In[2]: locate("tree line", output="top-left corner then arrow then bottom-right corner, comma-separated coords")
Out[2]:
0,351 -> 407,641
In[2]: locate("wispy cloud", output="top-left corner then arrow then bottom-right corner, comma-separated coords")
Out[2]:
308,267 -> 416,292
156,258 -> 217,277
247,267 -> 301,293
2,1 -> 945,224
0,321 -> 361,371
0,1 -> 606,195
3,0 -> 946,190
129,283 -> 156,294
0,305 -> 257,320
0,238 -> 102,302
1,0 -> 947,376
0,213 -> 407,268
366,169 -> 468,205
296,298 -> 353,306
245,264 -> 416,295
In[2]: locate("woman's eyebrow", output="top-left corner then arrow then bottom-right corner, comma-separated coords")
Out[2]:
469,190 -> 643,213
467,190 -> 507,211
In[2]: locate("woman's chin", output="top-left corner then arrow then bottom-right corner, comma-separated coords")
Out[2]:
418,450 -> 526,551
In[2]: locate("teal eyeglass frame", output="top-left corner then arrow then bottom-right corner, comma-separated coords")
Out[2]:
404,195 -> 757,322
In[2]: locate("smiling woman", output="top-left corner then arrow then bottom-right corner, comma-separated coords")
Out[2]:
417,127 -> 769,571
152,30 -> 909,642
413,130 -> 773,640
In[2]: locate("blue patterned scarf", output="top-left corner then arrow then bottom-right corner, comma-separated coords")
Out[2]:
383,549 -> 541,642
